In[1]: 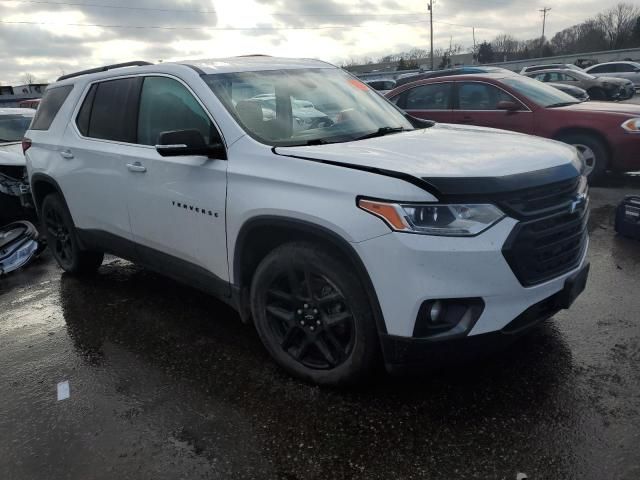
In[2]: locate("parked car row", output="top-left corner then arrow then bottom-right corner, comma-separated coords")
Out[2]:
524,68 -> 635,101
385,72 -> 640,180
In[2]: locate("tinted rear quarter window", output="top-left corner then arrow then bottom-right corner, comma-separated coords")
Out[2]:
85,78 -> 142,143
76,84 -> 97,136
30,85 -> 73,130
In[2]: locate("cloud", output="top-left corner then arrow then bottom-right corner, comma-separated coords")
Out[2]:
0,0 -> 626,84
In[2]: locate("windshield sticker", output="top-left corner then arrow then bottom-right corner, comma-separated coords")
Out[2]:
348,79 -> 369,91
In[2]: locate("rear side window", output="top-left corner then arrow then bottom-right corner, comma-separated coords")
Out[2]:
30,85 -> 73,130
83,78 -> 141,143
404,83 -> 452,110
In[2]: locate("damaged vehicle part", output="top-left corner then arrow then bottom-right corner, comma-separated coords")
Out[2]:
0,108 -> 35,222
0,221 -> 41,275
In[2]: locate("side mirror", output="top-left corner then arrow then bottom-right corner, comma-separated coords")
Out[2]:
496,100 -> 521,112
155,129 -> 226,159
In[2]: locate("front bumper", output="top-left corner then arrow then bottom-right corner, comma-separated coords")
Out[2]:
609,84 -> 635,100
353,216 -> 589,365
380,263 -> 589,370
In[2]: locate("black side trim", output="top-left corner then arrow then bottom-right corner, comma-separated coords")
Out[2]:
233,216 -> 388,335
273,149 -> 440,197
77,229 -> 233,304
425,163 -> 580,197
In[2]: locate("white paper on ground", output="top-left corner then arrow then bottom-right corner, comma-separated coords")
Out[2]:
57,380 -> 70,401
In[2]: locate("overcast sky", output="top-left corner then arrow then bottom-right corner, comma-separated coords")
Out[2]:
0,0 -> 626,85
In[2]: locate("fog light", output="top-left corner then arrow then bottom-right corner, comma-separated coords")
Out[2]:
429,300 -> 444,323
413,298 -> 484,340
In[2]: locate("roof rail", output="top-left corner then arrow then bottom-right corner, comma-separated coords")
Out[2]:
57,61 -> 153,81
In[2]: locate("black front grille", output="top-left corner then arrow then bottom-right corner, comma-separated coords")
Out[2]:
501,177 -> 588,287
499,177 -> 582,218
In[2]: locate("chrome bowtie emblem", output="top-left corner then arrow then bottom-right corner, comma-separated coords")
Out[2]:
570,193 -> 586,214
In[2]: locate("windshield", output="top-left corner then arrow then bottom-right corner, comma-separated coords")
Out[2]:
204,68 -> 413,147
0,114 -> 33,143
502,76 -> 580,107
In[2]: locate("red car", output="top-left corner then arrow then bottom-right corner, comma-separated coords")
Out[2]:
386,73 -> 640,180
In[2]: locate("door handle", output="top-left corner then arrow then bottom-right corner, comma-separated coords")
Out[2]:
126,162 -> 147,173
460,117 -> 474,123
59,149 -> 74,159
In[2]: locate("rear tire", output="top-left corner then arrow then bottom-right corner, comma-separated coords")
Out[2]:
557,132 -> 608,183
41,193 -> 103,274
250,242 -> 379,386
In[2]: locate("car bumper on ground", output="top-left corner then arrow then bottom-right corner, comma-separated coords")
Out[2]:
354,217 -> 590,369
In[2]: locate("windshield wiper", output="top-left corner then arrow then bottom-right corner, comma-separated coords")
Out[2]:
353,126 -> 406,141
546,102 -> 579,108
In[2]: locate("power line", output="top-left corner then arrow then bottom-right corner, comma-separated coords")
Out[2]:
0,18 -> 434,31
0,0 -> 428,17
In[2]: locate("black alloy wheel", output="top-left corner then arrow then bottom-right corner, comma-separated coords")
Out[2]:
44,203 -> 74,269
251,242 -> 378,385
264,266 -> 355,370
41,193 -> 103,274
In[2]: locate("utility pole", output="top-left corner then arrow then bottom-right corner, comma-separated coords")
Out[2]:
472,27 -> 476,65
539,7 -> 551,57
428,0 -> 434,70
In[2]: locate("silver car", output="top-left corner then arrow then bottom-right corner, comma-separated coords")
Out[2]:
525,69 -> 635,101
584,61 -> 640,88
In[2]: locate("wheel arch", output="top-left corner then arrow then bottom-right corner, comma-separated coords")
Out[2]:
30,173 -> 65,214
232,216 -> 387,334
553,127 -> 612,163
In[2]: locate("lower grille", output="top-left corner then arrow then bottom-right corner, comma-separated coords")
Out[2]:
503,206 -> 588,286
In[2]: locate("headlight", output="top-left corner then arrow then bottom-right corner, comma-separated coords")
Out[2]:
358,199 -> 505,236
621,118 -> 640,133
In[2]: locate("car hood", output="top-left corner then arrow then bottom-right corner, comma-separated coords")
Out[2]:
559,101 -> 640,115
0,142 -> 26,167
275,124 -> 579,193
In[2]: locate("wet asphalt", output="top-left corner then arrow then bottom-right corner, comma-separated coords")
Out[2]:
1,177 -> 640,480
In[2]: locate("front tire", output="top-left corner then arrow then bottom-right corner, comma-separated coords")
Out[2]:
41,193 -> 104,274
250,242 -> 378,386
557,132 -> 608,182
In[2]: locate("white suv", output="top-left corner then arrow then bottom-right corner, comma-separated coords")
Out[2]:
25,57 -> 590,385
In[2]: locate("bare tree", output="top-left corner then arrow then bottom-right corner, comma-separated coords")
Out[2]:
492,34 -> 520,61
21,73 -> 37,85
597,2 -> 640,49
